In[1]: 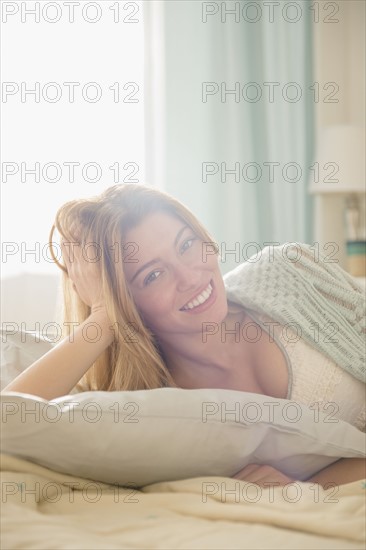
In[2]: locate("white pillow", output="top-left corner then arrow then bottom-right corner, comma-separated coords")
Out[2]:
1,329 -> 53,391
1,388 -> 365,487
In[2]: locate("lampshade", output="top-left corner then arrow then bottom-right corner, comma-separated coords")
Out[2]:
308,125 -> 365,194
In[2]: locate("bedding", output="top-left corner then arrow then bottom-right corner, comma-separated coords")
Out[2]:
1,329 -> 366,549
1,388 -> 365,487
1,452 -> 365,549
0,328 -> 53,392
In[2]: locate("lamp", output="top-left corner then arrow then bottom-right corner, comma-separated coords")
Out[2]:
309,125 -> 366,276
308,125 -> 365,194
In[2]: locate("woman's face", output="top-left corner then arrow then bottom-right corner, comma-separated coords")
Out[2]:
122,211 -> 228,339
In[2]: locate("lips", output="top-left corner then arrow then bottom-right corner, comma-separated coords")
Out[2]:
180,280 -> 214,311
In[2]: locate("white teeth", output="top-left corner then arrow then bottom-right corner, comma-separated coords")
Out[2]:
182,283 -> 213,311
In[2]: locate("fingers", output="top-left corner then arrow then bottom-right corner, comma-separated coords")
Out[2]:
60,239 -> 83,292
232,464 -> 294,487
60,238 -> 104,307
61,239 -> 77,260
61,239 -> 84,277
232,463 -> 260,479
233,464 -> 258,476
60,238 -> 75,274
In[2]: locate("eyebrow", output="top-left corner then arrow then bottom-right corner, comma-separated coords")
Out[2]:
129,224 -> 190,284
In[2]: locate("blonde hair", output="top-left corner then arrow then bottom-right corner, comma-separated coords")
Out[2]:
49,184 -> 218,392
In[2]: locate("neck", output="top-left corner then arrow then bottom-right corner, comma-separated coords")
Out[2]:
157,305 -> 251,387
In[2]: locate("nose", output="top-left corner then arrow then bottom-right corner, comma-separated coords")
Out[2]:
175,263 -> 202,292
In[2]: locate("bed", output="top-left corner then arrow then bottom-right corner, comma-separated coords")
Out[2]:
1,329 -> 365,550
1,453 -> 365,550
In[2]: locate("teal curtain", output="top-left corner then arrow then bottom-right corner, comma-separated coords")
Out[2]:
144,1 -> 314,274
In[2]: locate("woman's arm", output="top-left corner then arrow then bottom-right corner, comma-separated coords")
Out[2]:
1,236 -> 115,401
305,457 -> 366,487
0,308 -> 114,401
232,458 -> 366,489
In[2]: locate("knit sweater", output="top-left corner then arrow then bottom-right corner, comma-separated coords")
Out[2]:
223,242 -> 365,384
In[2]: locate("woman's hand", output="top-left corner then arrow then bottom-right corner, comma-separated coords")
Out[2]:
61,238 -> 105,311
232,463 -> 295,487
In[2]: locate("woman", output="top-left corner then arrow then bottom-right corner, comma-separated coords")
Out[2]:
2,183 -> 365,488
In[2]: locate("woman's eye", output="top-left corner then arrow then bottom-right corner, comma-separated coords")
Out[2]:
144,270 -> 161,286
181,237 -> 196,253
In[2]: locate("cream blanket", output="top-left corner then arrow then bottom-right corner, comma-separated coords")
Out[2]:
1,453 -> 365,549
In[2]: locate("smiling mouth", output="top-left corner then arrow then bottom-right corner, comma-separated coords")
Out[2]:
180,280 -> 214,311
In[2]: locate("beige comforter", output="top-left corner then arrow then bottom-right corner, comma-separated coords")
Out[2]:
1,453 -> 365,549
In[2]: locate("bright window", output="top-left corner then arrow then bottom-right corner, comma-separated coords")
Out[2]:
1,0 -> 145,277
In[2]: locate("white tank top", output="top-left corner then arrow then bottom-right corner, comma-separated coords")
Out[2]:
247,310 -> 366,432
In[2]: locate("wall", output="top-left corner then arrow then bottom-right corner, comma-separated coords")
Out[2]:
1,273 -> 63,333
312,0 -> 365,269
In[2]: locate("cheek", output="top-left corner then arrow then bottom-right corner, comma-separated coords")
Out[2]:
134,288 -> 174,320
206,254 -> 221,274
